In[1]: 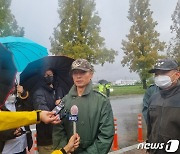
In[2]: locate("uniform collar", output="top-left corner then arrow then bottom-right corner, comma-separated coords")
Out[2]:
160,80 -> 180,98
69,81 -> 93,97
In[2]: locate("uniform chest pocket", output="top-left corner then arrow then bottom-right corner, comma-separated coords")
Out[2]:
148,106 -> 160,124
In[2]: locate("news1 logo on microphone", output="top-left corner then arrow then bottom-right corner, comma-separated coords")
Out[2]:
69,105 -> 78,122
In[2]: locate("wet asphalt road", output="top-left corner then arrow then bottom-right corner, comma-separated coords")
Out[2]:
110,95 -> 147,148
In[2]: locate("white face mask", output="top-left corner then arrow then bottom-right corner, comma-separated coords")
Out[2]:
154,75 -> 173,89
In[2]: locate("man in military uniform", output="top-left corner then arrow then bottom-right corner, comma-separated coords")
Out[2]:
147,58 -> 180,154
53,59 -> 114,154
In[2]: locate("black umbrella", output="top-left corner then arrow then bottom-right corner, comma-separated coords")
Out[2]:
98,79 -> 109,84
0,43 -> 17,108
20,56 -> 74,95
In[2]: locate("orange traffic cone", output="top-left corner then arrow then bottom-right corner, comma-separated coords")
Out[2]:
34,133 -> 38,154
137,113 -> 143,142
112,118 -> 119,151
27,131 -> 38,154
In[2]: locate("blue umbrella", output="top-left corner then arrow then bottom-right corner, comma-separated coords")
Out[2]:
0,36 -> 48,72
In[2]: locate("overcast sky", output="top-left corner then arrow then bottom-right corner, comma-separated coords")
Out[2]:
11,0 -> 178,82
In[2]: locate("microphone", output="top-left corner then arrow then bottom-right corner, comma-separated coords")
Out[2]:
69,105 -> 78,134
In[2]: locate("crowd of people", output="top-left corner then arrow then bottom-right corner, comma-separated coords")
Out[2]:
0,58 -> 114,154
0,57 -> 180,154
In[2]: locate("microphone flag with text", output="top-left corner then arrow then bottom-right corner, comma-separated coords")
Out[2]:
69,105 -> 78,134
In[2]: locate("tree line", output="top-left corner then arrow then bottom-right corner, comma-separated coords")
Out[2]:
0,0 -> 179,89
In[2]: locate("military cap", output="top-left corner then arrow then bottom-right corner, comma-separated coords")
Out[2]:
71,59 -> 94,72
149,58 -> 178,73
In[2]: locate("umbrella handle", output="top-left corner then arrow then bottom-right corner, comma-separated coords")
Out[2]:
15,73 -> 20,85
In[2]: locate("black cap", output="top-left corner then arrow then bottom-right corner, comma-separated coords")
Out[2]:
149,59 -> 178,73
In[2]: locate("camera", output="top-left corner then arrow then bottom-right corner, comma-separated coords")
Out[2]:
59,109 -> 69,120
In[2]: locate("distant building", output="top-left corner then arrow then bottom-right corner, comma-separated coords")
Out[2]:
113,79 -> 137,86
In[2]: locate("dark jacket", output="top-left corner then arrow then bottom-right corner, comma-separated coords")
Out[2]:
147,82 -> 180,154
53,81 -> 115,154
142,84 -> 159,124
0,129 -> 16,152
0,103 -> 33,152
33,83 -> 56,146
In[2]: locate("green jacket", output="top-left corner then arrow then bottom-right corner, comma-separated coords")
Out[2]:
53,82 -> 114,154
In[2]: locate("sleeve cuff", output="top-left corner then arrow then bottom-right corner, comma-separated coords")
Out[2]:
60,148 -> 67,154
36,110 -> 41,122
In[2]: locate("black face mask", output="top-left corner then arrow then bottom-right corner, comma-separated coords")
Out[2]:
44,76 -> 54,85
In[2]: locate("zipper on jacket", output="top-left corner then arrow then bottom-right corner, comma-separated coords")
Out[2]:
156,98 -> 165,152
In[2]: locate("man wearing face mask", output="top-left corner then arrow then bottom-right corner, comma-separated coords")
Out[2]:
147,58 -> 180,154
32,69 -> 57,154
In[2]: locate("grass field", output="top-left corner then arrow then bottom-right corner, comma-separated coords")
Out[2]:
94,85 -> 146,96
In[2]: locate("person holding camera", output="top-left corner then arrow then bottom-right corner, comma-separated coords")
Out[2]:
0,85 -> 80,154
0,85 -> 32,154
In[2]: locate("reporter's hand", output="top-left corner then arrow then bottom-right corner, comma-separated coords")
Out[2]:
14,128 -> 22,137
74,133 -> 80,149
40,111 -> 61,124
64,133 -> 80,153
17,85 -> 23,94
55,99 -> 61,105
